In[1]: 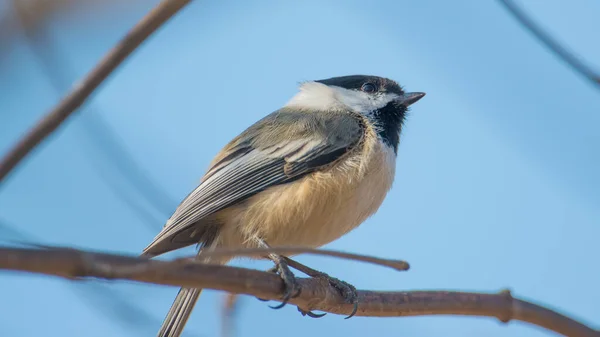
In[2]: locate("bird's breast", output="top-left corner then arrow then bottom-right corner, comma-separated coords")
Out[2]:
217,134 -> 397,251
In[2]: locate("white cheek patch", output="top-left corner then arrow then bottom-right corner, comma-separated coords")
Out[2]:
285,82 -> 399,113
285,82 -> 341,111
332,87 -> 399,112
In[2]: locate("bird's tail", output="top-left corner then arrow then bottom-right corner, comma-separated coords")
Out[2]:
156,286 -> 203,337
156,255 -> 229,337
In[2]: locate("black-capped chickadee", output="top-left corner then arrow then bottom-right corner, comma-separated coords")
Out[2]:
142,75 -> 425,337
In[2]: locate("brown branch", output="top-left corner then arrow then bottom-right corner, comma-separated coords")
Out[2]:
0,246 -> 597,337
0,0 -> 191,184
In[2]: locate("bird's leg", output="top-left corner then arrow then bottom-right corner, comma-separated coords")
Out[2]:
252,238 -> 358,318
284,257 -> 358,319
253,238 -> 300,309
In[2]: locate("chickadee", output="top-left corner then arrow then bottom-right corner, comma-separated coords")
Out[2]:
143,75 -> 425,337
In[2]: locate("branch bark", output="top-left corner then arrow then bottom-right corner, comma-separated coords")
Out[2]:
0,0 -> 191,184
0,246 -> 597,337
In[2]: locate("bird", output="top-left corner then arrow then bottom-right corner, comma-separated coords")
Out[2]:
142,75 -> 425,337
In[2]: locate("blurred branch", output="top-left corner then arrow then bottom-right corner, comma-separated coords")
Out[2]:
1,246 -> 597,337
0,0 -> 191,185
12,0 -> 175,228
2,0 -> 119,33
221,293 -> 240,337
0,0 -> 143,53
497,0 -> 600,88
13,0 -> 176,231
1,0 -> 84,47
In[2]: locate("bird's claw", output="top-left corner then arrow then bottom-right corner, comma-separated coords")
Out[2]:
269,260 -> 301,309
319,275 -> 358,319
297,307 -> 327,318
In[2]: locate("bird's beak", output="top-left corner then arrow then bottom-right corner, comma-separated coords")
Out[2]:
396,92 -> 426,106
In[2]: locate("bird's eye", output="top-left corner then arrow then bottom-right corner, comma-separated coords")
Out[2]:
361,83 -> 376,93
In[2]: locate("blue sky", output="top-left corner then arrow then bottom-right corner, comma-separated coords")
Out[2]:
1,1 -> 599,336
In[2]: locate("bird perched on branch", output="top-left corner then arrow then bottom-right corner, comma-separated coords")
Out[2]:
142,75 -> 425,337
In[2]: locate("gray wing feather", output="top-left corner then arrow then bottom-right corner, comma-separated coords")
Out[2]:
143,109 -> 362,256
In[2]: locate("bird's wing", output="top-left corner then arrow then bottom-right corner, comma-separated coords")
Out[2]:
143,109 -> 363,256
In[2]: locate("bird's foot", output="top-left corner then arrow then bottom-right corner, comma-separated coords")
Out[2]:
257,261 -> 358,319
255,259 -> 301,308
252,238 -> 301,308
269,257 -> 301,309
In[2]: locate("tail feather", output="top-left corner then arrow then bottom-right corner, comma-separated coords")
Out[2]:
157,287 -> 202,337
156,255 -> 229,337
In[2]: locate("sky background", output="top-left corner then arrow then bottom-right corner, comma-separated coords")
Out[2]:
1,1 -> 599,336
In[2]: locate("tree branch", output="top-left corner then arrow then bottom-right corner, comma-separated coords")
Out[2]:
0,0 -> 191,184
497,0 -> 600,88
0,246 -> 597,337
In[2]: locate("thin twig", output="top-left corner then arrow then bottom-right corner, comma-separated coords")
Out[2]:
0,246 -> 597,337
0,0 -> 191,184
185,246 -> 409,272
497,0 -> 600,88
